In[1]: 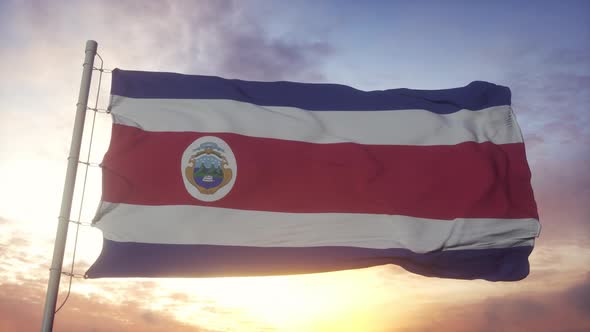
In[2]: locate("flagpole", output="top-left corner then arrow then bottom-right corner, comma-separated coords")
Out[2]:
40,40 -> 98,332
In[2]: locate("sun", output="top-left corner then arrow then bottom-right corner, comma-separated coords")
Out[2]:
146,267 -> 413,332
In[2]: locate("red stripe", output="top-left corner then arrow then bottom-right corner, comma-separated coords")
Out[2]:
101,124 -> 538,219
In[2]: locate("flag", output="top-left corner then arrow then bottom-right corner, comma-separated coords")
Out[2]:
86,69 -> 540,281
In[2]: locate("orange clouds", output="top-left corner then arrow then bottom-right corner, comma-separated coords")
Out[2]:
1,274 -> 589,331
400,275 -> 590,332
0,281 -> 208,332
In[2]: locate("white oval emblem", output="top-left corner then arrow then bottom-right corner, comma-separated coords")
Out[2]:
181,136 -> 237,202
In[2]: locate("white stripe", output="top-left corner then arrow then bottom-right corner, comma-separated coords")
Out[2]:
110,95 -> 523,146
94,202 -> 540,253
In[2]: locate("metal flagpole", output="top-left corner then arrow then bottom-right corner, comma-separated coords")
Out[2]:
40,40 -> 98,332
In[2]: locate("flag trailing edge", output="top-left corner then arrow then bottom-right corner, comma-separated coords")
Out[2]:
87,69 -> 540,281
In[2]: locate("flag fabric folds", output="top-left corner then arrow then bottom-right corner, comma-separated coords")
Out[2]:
86,69 -> 540,281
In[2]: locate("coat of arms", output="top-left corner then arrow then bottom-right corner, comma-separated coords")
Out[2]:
181,136 -> 236,201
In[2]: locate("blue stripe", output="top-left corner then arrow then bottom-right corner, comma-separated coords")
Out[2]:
111,69 -> 511,113
86,240 -> 531,281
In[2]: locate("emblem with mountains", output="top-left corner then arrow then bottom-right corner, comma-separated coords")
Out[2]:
181,137 -> 236,201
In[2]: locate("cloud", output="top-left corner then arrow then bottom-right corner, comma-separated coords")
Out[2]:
399,275 -> 590,332
0,280 -> 213,332
526,159 -> 590,243
94,0 -> 336,81
3,0 -> 335,82
565,274 -> 590,315
215,32 -> 334,81
542,47 -> 590,71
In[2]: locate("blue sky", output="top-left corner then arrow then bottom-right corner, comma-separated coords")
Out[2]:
0,1 -> 589,331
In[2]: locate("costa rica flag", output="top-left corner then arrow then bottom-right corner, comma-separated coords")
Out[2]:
86,69 -> 540,281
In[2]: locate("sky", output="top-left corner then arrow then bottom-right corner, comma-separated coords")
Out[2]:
0,0 -> 589,331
